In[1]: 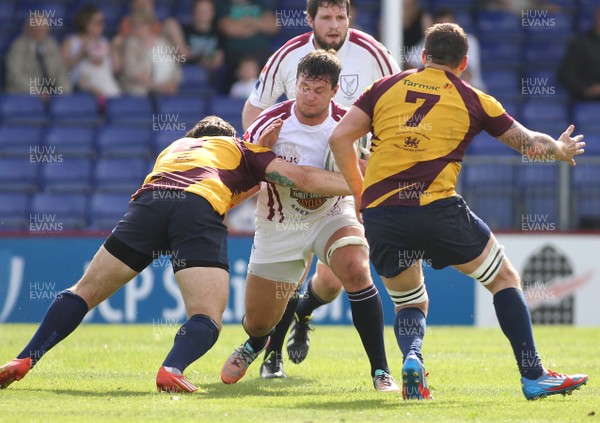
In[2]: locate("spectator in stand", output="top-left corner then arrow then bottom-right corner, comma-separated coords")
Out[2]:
184,0 -> 224,72
113,0 -> 189,60
216,0 -> 278,90
405,8 -> 486,90
559,6 -> 600,101
229,56 -> 260,99
6,14 -> 72,98
61,5 -> 121,101
402,0 -> 432,50
120,10 -> 182,96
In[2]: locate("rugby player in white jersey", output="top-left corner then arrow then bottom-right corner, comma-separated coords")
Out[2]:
220,50 -> 398,391
241,0 -> 401,379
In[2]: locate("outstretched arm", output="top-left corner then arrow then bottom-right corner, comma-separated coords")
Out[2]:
496,122 -> 585,166
264,159 -> 351,196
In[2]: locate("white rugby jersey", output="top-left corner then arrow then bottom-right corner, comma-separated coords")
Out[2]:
248,29 -> 401,109
244,99 -> 346,223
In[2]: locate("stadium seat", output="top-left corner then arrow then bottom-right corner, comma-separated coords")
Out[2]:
89,192 -> 132,229
30,192 -> 88,230
521,194 -> 559,228
476,11 -> 523,42
0,157 -> 39,192
0,192 -> 30,230
105,96 -> 154,127
0,3 -> 14,25
521,101 -> 569,133
0,94 -> 47,126
482,70 -> 520,101
519,164 -> 558,187
524,38 -> 568,68
0,126 -> 42,157
574,195 -> 600,229
462,191 -> 516,229
580,133 -> 600,156
155,95 -> 206,131
523,12 -> 573,38
479,39 -> 522,69
462,162 -> 517,187
180,65 -> 212,97
94,158 -> 148,193
96,126 -> 153,159
208,96 -> 246,119
44,126 -> 96,158
431,0 -> 475,11
572,103 -> 600,132
572,163 -> 600,190
522,69 -> 569,102
49,93 -> 102,127
152,130 -> 187,155
41,158 -> 93,193
466,131 -> 519,156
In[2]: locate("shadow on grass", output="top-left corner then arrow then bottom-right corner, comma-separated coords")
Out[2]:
200,376 -> 318,398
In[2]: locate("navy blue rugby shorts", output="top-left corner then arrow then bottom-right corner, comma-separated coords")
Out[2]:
362,196 -> 491,278
104,190 -> 229,273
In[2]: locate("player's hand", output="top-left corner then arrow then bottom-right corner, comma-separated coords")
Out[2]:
558,124 -> 585,166
257,118 -> 282,148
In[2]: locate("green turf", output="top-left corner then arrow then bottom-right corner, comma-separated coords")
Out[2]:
0,324 -> 597,422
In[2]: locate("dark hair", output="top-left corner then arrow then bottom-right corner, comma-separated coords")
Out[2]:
296,49 -> 342,88
424,23 -> 468,68
306,0 -> 350,20
73,4 -> 101,34
185,116 -> 236,138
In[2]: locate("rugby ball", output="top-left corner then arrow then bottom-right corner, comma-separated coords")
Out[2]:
322,135 -> 371,171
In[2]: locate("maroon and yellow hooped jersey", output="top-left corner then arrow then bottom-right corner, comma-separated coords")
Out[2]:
354,67 -> 514,210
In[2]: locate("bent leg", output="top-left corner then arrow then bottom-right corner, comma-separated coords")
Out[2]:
454,236 -> 543,380
18,245 -> 139,366
162,267 -> 229,373
327,226 -> 389,377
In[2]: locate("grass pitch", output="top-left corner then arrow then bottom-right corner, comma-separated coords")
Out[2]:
0,324 -> 597,422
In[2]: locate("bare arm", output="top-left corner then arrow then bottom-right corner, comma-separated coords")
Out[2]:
496,121 -> 585,166
229,185 -> 260,210
328,106 -> 372,219
242,100 -> 266,131
264,159 -> 351,196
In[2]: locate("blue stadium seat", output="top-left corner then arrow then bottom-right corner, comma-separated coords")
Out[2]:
431,0 -> 475,10
462,192 -> 516,229
181,65 -> 211,97
466,131 -> 519,156
479,39 -> 522,69
105,96 -> 154,127
522,69 -> 569,102
30,192 -> 88,230
49,93 -> 101,127
523,12 -> 573,38
96,126 -> 153,159
482,70 -> 520,101
44,126 -> 96,158
0,3 -> 14,25
0,157 -> 38,192
524,38 -> 568,68
580,133 -> 600,155
0,94 -> 47,126
41,158 -> 93,193
572,103 -> 600,132
0,192 -> 29,230
208,96 -> 246,119
89,192 -> 132,229
152,130 -> 187,155
522,195 -> 559,227
95,158 -> 148,193
575,195 -> 600,228
476,11 -> 523,41
155,95 -> 206,131
521,101 -> 569,133
572,163 -> 600,190
0,126 -> 43,157
520,164 -> 558,187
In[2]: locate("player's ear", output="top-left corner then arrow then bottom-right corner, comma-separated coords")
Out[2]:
307,14 -> 314,29
459,55 -> 468,71
332,84 -> 339,97
421,49 -> 428,65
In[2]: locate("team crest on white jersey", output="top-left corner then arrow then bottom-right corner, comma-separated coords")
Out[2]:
290,188 -> 331,210
340,74 -> 359,97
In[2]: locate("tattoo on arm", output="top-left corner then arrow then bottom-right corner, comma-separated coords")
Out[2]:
265,171 -> 297,188
497,122 -> 557,157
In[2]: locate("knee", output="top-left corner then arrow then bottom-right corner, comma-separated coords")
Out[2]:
312,273 -> 343,300
334,259 -> 371,292
487,261 -> 521,294
243,315 -> 275,338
